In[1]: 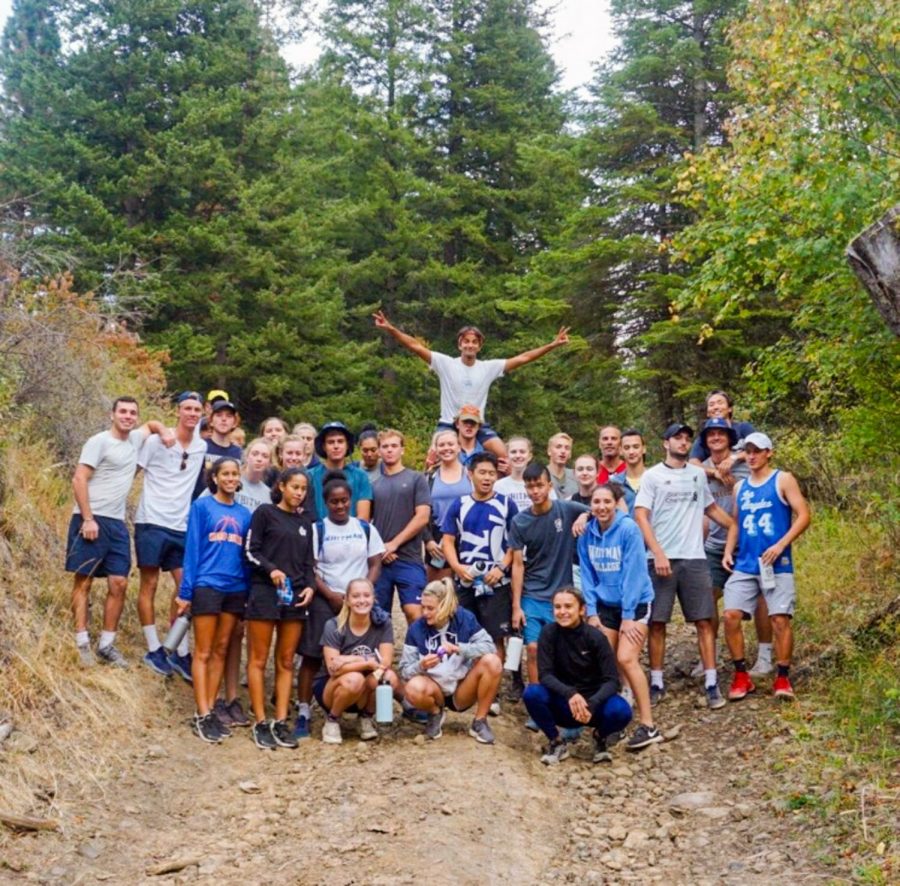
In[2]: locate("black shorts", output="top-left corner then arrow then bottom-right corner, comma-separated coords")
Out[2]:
245,583 -> 309,622
444,691 -> 472,713
312,674 -> 362,714
596,601 -> 650,632
191,587 -> 248,618
456,584 -> 511,642
297,594 -> 338,658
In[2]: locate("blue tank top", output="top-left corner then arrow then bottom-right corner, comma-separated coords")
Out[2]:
735,470 -> 793,574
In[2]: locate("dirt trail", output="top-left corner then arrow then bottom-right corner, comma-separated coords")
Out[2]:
1,625 -> 831,885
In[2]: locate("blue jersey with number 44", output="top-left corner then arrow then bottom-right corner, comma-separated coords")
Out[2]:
734,470 -> 793,574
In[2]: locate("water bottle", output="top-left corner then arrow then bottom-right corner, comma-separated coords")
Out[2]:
758,557 -> 776,591
375,680 -> 393,723
163,613 -> 191,654
435,646 -> 448,660
277,576 -> 293,606
504,634 -> 524,671
472,561 -> 491,597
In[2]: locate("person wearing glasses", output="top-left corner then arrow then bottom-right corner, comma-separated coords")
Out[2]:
135,391 -> 208,678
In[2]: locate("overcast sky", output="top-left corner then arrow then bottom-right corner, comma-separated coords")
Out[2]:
0,0 -> 616,93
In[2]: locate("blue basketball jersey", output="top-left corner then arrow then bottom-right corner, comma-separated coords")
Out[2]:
734,470 -> 793,574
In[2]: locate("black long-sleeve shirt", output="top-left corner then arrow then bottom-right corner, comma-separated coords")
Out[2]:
537,621 -> 620,709
245,504 -> 316,591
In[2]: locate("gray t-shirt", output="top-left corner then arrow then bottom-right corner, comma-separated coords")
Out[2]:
702,454 -> 749,552
371,468 -> 431,563
549,467 -> 579,500
509,500 -> 589,600
74,429 -> 146,520
634,462 -> 713,560
317,617 -> 394,678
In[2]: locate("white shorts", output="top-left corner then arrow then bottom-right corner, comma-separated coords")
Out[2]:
723,570 -> 795,618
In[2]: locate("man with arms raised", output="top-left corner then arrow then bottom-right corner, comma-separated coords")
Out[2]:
633,423 -> 735,710
67,397 -> 174,667
373,310 -> 569,459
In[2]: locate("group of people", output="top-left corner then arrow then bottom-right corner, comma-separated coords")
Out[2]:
64,316 -> 810,763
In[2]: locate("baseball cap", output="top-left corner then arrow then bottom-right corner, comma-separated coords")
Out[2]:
175,390 -> 203,405
742,431 -> 773,450
211,400 -> 237,414
315,421 -> 356,458
662,422 -> 694,440
700,417 -> 737,446
206,389 -> 229,403
456,404 -> 483,424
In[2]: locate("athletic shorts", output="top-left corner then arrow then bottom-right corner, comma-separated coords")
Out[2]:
436,420 -> 499,444
521,596 -> 554,645
313,674 -> 363,714
65,514 -> 131,578
648,558 -> 715,623
190,587 -> 248,618
724,570 -> 795,618
134,523 -> 186,572
297,594 -> 338,658
705,549 -> 729,591
375,560 -> 426,611
456,584 -> 511,642
596,601 -> 650,632
245,583 -> 309,622
444,691 -> 472,713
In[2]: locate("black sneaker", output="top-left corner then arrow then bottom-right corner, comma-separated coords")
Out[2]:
252,720 -> 277,751
271,719 -> 299,749
626,723 -> 663,751
592,730 -> 612,763
211,706 -> 233,739
649,684 -> 666,706
192,713 -> 223,744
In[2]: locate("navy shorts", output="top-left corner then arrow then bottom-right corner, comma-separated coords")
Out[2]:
297,594 -> 338,658
456,584 -> 511,642
436,420 -> 500,444
65,515 -> 131,578
134,523 -> 186,572
190,587 -> 248,618
313,674 -> 363,714
245,583 -> 309,622
375,560 -> 426,611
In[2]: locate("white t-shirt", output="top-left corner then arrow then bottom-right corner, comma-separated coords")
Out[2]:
493,476 -> 557,512
312,517 -> 386,595
74,429 -> 147,520
633,462 -> 713,560
430,351 -> 505,424
134,433 -> 207,531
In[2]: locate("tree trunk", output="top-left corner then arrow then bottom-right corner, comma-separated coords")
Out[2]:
846,204 -> 900,336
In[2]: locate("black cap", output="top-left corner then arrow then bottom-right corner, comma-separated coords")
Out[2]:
662,422 -> 694,440
210,400 -> 237,414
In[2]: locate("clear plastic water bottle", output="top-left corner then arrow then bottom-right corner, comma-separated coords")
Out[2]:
277,576 -> 293,606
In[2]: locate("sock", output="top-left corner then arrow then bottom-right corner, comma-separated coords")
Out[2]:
297,703 -> 311,718
75,631 -> 90,648
757,642 -> 773,661
704,668 -> 718,688
176,635 -> 190,657
98,631 -> 116,651
143,625 -> 161,652
777,664 -> 790,678
733,658 -> 747,673
650,670 -> 664,689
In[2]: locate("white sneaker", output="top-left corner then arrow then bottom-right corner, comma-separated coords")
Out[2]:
750,656 -> 774,676
690,660 -> 704,678
322,718 -> 342,744
358,716 -> 378,741
489,701 -> 501,717
77,644 -> 96,667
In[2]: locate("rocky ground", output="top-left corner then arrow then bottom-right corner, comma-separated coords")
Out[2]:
0,624 -> 833,885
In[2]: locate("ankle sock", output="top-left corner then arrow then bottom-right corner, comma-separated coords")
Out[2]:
142,625 -> 161,652
75,631 -> 90,647
704,668 -> 718,688
650,669 -> 664,689
297,703 -> 311,718
756,642 -> 773,661
98,630 -> 116,651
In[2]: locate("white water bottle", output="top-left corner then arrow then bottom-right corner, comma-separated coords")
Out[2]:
375,682 -> 393,723
504,635 -> 524,671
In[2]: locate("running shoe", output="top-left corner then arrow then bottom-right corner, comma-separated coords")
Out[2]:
773,675 -> 795,699
359,716 -> 378,741
226,698 -> 250,727
690,659 -> 704,679
77,644 -> 96,668
750,655 -> 774,676
649,684 -> 666,706
168,651 -> 193,683
524,717 -> 540,732
401,703 -> 429,725
271,719 -> 299,748
540,740 -> 570,766
425,709 -> 446,741
706,683 -> 726,709
142,647 -> 173,677
605,730 -> 624,746
96,644 -> 127,668
728,671 -> 756,701
626,724 -> 663,751
192,713 -> 222,744
292,713 -> 310,740
322,718 -> 343,745
252,720 -> 277,750
469,718 -> 495,745
212,712 -> 232,739
213,698 -> 236,728
592,731 -> 612,764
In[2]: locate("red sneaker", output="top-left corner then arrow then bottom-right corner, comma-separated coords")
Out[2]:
773,675 -> 795,699
728,671 -> 756,701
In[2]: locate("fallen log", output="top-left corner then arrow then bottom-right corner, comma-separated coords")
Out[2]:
0,811 -> 60,832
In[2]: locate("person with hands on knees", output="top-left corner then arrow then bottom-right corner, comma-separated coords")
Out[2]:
578,483 -> 660,752
176,457 -> 252,743
315,578 -> 399,744
400,579 -> 502,744
244,467 -> 316,750
523,587 -> 632,765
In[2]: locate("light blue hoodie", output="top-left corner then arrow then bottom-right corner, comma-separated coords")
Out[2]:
577,511 -> 654,620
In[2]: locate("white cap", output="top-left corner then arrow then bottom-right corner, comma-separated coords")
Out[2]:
743,431 -> 773,450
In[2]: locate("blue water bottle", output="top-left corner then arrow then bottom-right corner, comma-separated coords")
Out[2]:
277,576 -> 293,606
